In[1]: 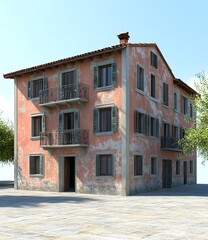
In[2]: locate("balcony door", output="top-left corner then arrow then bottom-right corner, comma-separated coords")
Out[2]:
61,70 -> 77,100
162,159 -> 172,188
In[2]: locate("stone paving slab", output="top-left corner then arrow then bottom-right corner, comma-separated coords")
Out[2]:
0,184 -> 208,239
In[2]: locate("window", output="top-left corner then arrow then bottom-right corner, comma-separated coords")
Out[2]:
174,92 -> 178,111
151,157 -> 158,175
150,74 -> 156,98
190,161 -> 193,174
150,51 -> 158,68
62,70 -> 76,86
136,65 -> 144,91
163,122 -> 170,137
176,160 -> 180,175
190,103 -> 193,118
172,125 -> 179,139
94,63 -> 116,89
180,127 -> 186,139
134,111 -> 149,135
96,154 -> 113,176
150,116 -> 159,137
59,111 -> 79,131
93,106 -> 118,133
134,155 -> 143,176
163,83 -> 169,106
28,77 -> 47,99
182,96 -> 188,115
29,155 -> 44,176
31,114 -> 45,138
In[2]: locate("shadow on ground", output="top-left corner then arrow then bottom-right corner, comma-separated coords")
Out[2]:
134,184 -> 208,197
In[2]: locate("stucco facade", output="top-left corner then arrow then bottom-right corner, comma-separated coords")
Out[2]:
4,32 -> 197,195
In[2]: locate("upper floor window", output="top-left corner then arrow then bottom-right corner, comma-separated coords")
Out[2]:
93,105 -> 118,134
150,116 -> 159,137
28,77 -> 47,99
94,63 -> 117,89
29,155 -> 44,177
31,114 -> 45,138
163,83 -> 169,106
190,102 -> 193,118
150,74 -> 156,98
134,155 -> 143,176
59,110 -> 79,131
150,51 -> 158,69
163,122 -> 170,137
62,70 -> 76,86
172,125 -> 179,139
96,154 -> 113,177
136,64 -> 144,91
173,92 -> 178,111
182,96 -> 188,115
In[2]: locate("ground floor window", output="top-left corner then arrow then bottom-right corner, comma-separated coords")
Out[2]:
151,156 -> 158,175
176,160 -> 180,175
29,155 -> 44,177
134,155 -> 143,176
190,160 -> 193,174
96,154 -> 113,176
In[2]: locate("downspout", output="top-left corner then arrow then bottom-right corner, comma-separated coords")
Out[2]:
121,46 -> 130,195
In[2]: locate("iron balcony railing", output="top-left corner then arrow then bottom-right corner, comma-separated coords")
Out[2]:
40,129 -> 89,147
39,83 -> 89,106
161,137 -> 183,151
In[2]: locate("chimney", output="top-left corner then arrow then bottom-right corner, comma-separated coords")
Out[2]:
117,32 -> 130,45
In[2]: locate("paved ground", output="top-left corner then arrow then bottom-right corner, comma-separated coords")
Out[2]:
0,184 -> 208,240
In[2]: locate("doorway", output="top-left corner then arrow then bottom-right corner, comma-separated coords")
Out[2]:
162,159 -> 172,188
64,157 -> 75,192
183,161 -> 187,184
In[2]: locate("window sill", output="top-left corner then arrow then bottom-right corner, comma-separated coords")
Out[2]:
135,88 -> 145,95
96,85 -> 115,92
95,176 -> 114,179
31,136 -> 40,140
133,175 -> 143,179
30,174 -> 44,178
149,97 -> 158,103
96,132 -> 114,136
163,104 -> 169,109
30,97 -> 39,101
134,133 -> 145,138
150,174 -> 158,177
173,108 -> 178,113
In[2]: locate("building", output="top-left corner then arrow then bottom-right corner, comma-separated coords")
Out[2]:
4,32 -> 197,195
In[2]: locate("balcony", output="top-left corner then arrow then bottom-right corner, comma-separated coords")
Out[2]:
40,129 -> 89,148
161,137 -> 183,152
39,83 -> 89,107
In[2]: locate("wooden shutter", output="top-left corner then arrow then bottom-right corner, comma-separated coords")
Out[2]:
39,155 -> 44,175
30,157 -> 35,174
28,80 -> 32,98
166,84 -> 169,106
43,77 -> 48,90
96,155 -> 100,176
112,106 -> 118,133
58,112 -> 63,131
94,66 -> 98,89
93,108 -> 99,133
134,110 -> 138,133
144,114 -> 149,135
112,63 -> 117,87
108,155 -> 113,176
74,111 -> 79,129
156,118 -> 159,137
42,114 -> 46,133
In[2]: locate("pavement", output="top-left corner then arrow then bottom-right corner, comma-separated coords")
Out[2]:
0,184 -> 208,240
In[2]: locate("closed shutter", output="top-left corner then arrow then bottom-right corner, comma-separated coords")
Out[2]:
39,155 -> 44,176
112,106 -> 118,133
112,63 -> 117,87
93,108 -> 99,133
163,83 -> 166,104
108,155 -> 113,176
43,77 -> 48,90
58,112 -> 63,131
166,84 -> 169,106
94,66 -> 98,89
42,114 -> 46,133
134,110 -> 138,133
96,155 -> 100,176
180,127 -> 184,139
74,111 -> 79,129
156,118 -> 159,137
28,80 -> 33,99
30,157 -> 34,174
144,114 -> 149,135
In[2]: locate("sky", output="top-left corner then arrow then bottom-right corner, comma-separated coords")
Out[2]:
0,0 -> 208,182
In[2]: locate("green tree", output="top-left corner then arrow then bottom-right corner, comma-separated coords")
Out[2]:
180,72 -> 208,162
0,113 -> 14,164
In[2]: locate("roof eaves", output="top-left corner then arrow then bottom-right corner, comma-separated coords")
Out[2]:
173,78 -> 198,95
4,44 -> 126,79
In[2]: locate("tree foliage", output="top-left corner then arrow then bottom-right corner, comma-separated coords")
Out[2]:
180,72 -> 208,162
0,113 -> 14,164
